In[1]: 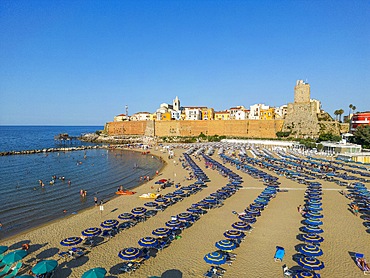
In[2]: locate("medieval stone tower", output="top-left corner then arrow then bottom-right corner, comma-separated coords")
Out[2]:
282,80 -> 320,138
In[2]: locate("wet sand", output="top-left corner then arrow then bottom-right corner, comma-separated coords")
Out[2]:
0,146 -> 369,277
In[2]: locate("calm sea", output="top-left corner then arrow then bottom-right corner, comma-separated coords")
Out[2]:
0,126 -> 163,240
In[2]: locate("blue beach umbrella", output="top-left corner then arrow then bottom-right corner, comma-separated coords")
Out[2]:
164,193 -> 175,199
297,256 -> 325,271
302,225 -> 324,234
2,250 -> 27,264
100,219 -> 119,229
131,207 -> 147,215
177,212 -> 193,222
60,236 -> 83,247
250,203 -> 265,210
204,252 -> 227,265
304,218 -> 323,226
299,245 -> 323,257
32,260 -> 58,275
118,213 -> 135,221
231,221 -> 253,231
138,237 -> 158,248
307,206 -> 323,212
144,202 -> 159,208
0,245 -> 8,255
223,230 -> 245,239
305,212 -> 323,219
301,234 -> 324,245
82,227 -> 102,237
187,207 -> 204,214
155,197 -> 169,203
118,248 -> 142,261
165,219 -> 182,229
238,215 -> 257,224
81,267 -> 107,278
215,240 -> 236,251
245,208 -> 261,217
293,271 -> 320,278
152,227 -> 171,237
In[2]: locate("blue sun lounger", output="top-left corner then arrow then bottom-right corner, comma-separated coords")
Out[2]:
274,246 -> 285,262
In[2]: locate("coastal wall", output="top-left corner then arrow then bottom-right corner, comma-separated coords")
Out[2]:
105,120 -> 285,138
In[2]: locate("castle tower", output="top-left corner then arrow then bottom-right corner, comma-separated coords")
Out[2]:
173,96 -> 180,111
294,80 -> 310,103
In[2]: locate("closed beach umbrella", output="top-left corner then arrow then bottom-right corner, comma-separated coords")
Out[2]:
152,227 -> 171,237
204,252 -> 226,265
100,219 -> 119,229
32,260 -> 58,275
232,221 -> 252,231
223,230 -> 245,239
82,227 -> 102,237
138,237 -> 158,248
2,250 -> 27,264
118,248 -> 142,261
131,207 -> 147,215
299,245 -> 323,257
215,240 -> 236,252
144,202 -> 158,208
60,236 -> 83,247
0,245 -> 8,255
81,267 -> 107,278
118,213 -> 135,221
298,256 -> 325,271
301,234 -> 324,245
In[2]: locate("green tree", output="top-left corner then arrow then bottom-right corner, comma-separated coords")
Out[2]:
318,133 -> 341,142
353,125 -> 370,148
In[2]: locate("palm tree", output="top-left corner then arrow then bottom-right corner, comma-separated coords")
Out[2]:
352,105 -> 356,115
334,110 -> 339,121
338,109 -> 344,122
349,104 -> 353,121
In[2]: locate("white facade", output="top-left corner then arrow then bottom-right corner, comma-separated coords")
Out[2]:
184,107 -> 202,120
114,114 -> 128,122
229,106 -> 246,120
274,105 -> 288,119
130,112 -> 151,121
235,110 -> 248,120
249,104 -> 269,120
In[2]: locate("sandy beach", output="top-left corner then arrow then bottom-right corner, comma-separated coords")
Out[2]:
0,146 -> 369,278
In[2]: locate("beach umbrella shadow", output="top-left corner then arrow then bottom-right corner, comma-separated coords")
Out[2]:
29,243 -> 48,254
109,263 -> 127,275
36,247 -> 60,259
9,240 -> 30,250
65,255 -> 89,268
161,269 -> 182,278
54,267 -> 72,277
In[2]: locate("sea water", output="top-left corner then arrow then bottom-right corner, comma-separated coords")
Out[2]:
0,126 -> 163,239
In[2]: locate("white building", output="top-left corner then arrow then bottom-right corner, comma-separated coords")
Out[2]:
184,107 -> 203,120
113,114 -> 129,122
130,112 -> 151,121
274,105 -> 288,119
249,104 -> 270,120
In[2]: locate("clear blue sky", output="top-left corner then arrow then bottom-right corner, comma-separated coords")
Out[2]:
0,0 -> 369,125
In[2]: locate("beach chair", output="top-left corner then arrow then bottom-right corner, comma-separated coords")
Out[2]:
282,264 -> 293,277
4,261 -> 22,278
355,253 -> 370,275
274,246 -> 285,262
0,264 -> 13,276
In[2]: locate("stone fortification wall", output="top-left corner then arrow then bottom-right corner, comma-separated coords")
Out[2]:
106,120 -> 284,138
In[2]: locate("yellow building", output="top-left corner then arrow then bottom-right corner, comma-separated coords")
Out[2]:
202,108 -> 215,120
161,112 -> 172,121
260,108 -> 275,120
215,111 -> 230,120
149,113 -> 157,121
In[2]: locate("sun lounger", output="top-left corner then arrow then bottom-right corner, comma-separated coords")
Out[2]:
355,253 -> 370,275
274,246 -> 285,262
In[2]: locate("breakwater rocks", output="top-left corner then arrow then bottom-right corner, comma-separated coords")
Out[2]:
0,145 -> 103,156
